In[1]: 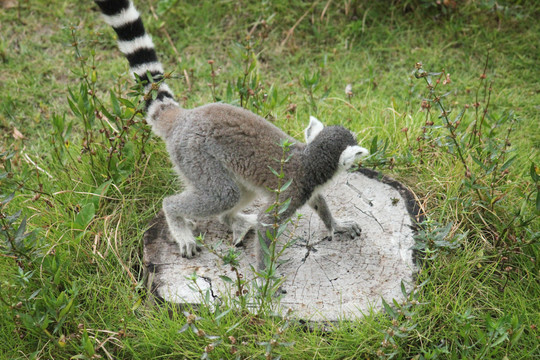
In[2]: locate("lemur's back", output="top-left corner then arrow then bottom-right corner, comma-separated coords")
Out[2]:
168,103 -> 304,190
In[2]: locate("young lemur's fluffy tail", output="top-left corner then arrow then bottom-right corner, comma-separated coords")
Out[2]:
94,0 -> 179,137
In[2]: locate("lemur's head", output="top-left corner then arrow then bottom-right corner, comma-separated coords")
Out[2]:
304,116 -> 369,170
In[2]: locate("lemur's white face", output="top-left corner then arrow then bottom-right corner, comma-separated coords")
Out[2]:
339,145 -> 369,169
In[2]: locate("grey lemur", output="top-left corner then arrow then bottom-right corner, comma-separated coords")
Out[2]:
94,0 -> 369,269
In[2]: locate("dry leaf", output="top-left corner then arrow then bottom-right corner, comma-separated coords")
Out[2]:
13,127 -> 25,140
1,0 -> 18,9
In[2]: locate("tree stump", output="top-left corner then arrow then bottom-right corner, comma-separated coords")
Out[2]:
143,169 -> 421,321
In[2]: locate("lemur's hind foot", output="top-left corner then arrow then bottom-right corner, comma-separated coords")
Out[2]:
231,213 -> 258,246
220,213 -> 258,246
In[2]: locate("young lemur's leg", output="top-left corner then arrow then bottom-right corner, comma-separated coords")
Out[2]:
163,157 -> 242,258
308,193 -> 362,240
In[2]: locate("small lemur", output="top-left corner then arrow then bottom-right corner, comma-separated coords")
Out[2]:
93,0 -> 369,269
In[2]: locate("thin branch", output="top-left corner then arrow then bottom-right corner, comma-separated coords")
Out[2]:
148,2 -> 192,91
280,1 -> 320,48
149,3 -> 182,64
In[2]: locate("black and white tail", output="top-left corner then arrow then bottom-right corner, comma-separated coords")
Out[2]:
94,0 -> 179,133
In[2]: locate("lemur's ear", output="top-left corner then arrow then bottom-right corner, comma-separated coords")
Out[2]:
305,116 -> 324,144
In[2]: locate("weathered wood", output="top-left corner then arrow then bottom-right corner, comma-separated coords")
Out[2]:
143,170 -> 420,321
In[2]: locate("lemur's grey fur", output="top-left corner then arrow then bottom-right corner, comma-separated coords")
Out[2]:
94,0 -> 369,269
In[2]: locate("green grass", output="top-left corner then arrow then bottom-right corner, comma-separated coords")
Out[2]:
1,0 -> 539,359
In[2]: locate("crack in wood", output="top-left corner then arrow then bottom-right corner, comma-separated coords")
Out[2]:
199,276 -> 218,301
346,180 -> 374,206
353,204 -> 385,231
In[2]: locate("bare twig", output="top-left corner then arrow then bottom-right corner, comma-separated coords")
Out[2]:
320,0 -> 333,21
280,1 -> 320,48
22,152 -> 53,179
149,1 -> 192,91
248,16 -> 263,37
103,212 -> 138,287
149,3 -> 182,64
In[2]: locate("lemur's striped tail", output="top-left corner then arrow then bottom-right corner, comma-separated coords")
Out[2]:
94,0 -> 178,130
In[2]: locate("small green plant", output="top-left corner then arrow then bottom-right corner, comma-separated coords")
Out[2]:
202,37 -> 287,120
193,234 -> 251,310
228,36 -> 260,110
412,60 -> 539,255
207,59 -> 218,103
0,185 -> 81,355
362,135 -> 392,170
301,69 -> 329,113
175,306 -> 294,360
62,25 -> 156,185
412,221 -> 465,260
178,310 -> 225,360
450,309 -> 526,358
257,311 -> 295,360
255,139 -> 300,314
376,280 -> 428,359
225,37 -> 287,120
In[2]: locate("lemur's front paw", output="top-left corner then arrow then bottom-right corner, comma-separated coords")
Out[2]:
332,221 -> 362,241
178,238 -> 201,258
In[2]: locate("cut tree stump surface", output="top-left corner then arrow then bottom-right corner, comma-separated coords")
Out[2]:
143,169 -> 421,322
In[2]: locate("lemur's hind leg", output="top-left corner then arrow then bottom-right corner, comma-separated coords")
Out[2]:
219,187 -> 258,246
163,158 -> 242,258
221,213 -> 258,246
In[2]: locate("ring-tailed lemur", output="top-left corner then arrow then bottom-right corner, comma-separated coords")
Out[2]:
93,0 -> 369,269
